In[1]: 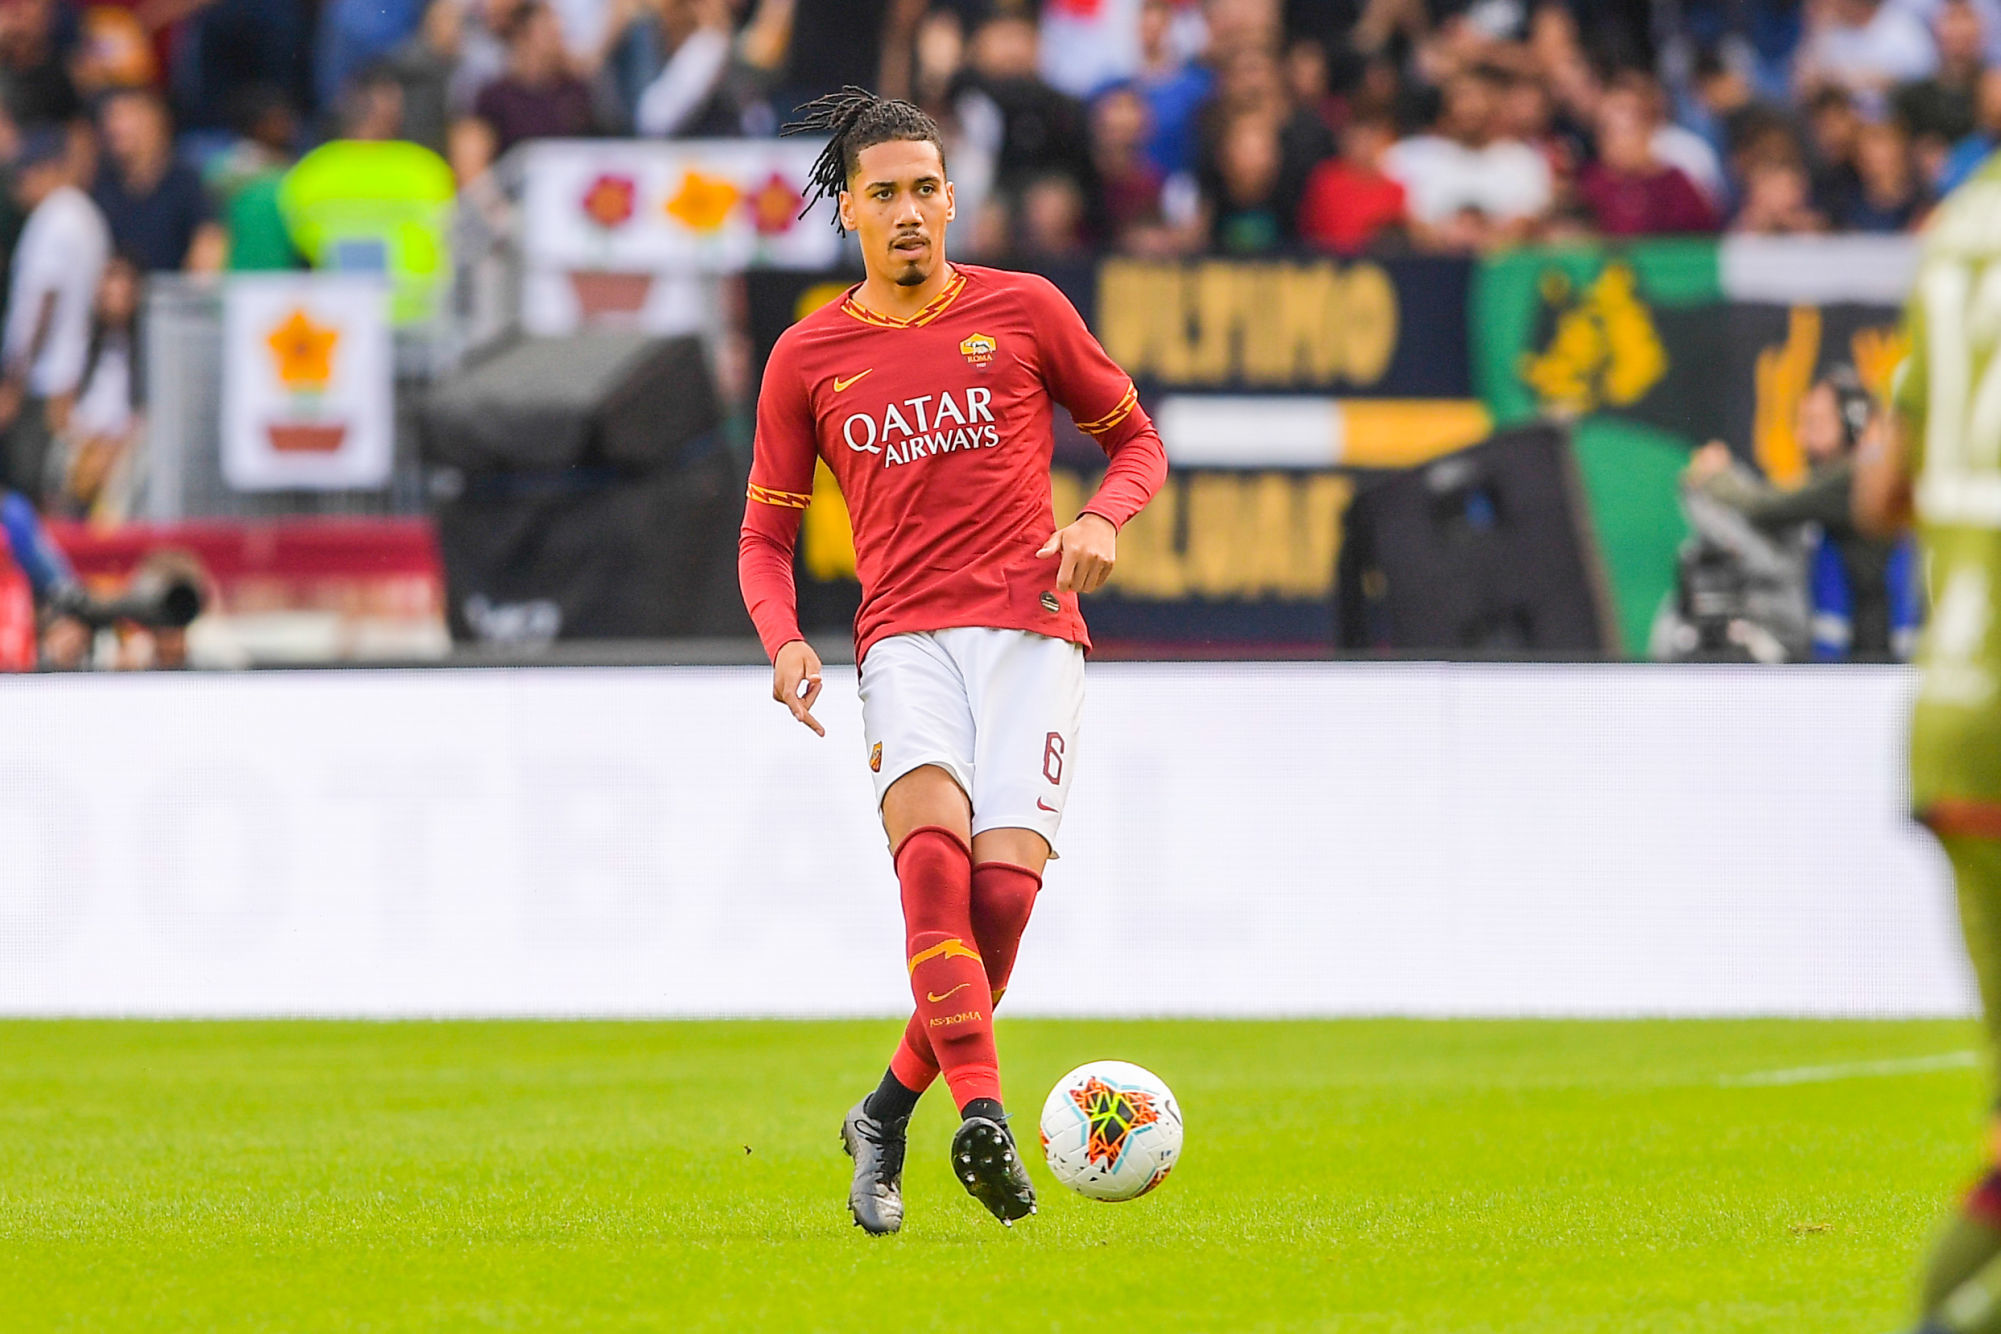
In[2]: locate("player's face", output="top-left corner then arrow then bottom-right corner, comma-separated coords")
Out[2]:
842,139 -> 955,288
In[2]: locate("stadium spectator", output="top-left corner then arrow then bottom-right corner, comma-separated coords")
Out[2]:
204,84 -> 300,205
1681,43 -> 1764,174
171,0 -> 315,134
1805,85 -> 1867,219
775,0 -> 903,114
1133,0 -> 1213,177
317,0 -> 426,116
633,0 -> 738,138
1090,84 -> 1166,245
1195,40 -> 1332,239
1622,69 -> 1728,206
962,14 -> 1095,201
91,87 -> 225,274
384,0 -> 464,155
451,0 -> 526,115
1493,61 -> 1580,192
207,87 -> 302,271
1203,108 -> 1286,253
1383,66 -> 1553,251
0,0 -> 80,131
1578,79 -> 1719,236
474,1 -> 604,155
1040,0 -> 1142,100
1795,0 -> 1938,109
1014,171 -> 1090,258
1894,0 -> 1988,157
0,128 -> 109,502
1296,100 -> 1407,254
1731,145 -> 1828,233
1938,64 -> 2001,188
70,3 -> 159,100
56,252 -> 144,523
1843,116 -> 1932,228
1284,33 -> 1342,134
1204,0 -> 1283,65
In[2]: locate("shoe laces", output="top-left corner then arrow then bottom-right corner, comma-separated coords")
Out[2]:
858,1115 -> 908,1189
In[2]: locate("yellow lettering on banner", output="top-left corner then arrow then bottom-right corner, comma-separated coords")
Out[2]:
1189,263 -> 1239,383
1273,263 -> 1338,383
1060,471 -> 1352,600
1753,306 -> 1819,489
1095,259 -> 1401,388
802,468 -> 1354,601
800,461 -> 857,580
1096,260 -> 1172,381
1048,469 -> 1086,539
1340,265 -> 1398,386
1113,488 -> 1188,598
1295,475 -> 1351,597
1850,324 -> 1910,402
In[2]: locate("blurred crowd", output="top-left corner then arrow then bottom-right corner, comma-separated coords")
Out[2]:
0,0 -> 1980,510
0,2 -> 1983,492
0,0 -> 1968,663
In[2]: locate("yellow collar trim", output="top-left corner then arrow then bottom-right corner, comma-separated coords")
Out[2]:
841,268 -> 968,330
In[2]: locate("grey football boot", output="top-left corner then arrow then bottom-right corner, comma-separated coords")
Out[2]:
950,1115 -> 1037,1225
840,1100 -> 909,1234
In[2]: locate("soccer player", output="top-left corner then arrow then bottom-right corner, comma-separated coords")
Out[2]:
1856,158 -> 2001,1334
736,89 -> 1168,1233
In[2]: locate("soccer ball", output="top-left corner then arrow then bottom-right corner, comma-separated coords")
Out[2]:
1039,1060 -> 1183,1202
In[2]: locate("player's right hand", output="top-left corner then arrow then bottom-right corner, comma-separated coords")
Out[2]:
772,639 -> 825,737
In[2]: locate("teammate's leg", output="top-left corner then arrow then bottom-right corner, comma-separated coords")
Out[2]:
1915,832 -> 2001,1332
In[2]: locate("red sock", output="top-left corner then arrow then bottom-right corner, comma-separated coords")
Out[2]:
1968,1168 -> 2001,1228
888,860 -> 1042,1097
895,827 -> 1000,1110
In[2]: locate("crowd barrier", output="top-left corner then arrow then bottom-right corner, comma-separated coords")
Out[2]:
0,663 -> 1964,1018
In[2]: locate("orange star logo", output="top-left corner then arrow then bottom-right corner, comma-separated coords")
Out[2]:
1069,1076 -> 1161,1169
665,169 -> 741,232
267,308 -> 339,392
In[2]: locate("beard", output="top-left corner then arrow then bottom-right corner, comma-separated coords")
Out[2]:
893,254 -> 932,286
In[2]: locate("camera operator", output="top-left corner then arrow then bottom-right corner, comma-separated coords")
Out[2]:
1682,367 -> 1900,659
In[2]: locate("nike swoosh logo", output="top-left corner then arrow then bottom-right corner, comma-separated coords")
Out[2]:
832,369 -> 873,392
926,982 -> 972,1003
1037,798 -> 1058,812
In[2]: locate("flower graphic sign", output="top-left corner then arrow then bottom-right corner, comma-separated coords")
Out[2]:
223,275 -> 393,491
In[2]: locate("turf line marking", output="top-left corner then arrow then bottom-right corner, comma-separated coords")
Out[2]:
1717,1051 -> 1980,1088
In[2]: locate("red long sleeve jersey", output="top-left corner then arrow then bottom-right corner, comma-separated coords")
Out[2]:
738,264 -> 1168,664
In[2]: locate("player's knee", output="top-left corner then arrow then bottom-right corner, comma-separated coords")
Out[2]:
883,765 -> 971,844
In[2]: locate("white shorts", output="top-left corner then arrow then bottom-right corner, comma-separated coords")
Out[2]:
859,627 -> 1086,854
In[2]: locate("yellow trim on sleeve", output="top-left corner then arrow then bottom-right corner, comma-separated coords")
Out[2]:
1074,383 -> 1140,435
747,482 -> 813,510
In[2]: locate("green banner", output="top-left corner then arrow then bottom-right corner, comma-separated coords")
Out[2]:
1474,241 -> 1724,655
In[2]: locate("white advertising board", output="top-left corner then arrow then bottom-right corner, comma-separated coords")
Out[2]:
0,664 -> 1963,1018
519,139 -> 843,274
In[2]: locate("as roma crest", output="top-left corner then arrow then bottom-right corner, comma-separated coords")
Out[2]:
959,332 -> 996,367
869,742 -> 883,773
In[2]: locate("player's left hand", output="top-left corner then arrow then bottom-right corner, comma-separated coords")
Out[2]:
1037,513 -> 1118,595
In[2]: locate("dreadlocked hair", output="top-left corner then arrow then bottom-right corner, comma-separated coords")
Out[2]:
785,87 -> 946,236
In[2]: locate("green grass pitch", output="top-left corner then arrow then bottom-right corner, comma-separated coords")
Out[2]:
2,1018 -> 1989,1331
